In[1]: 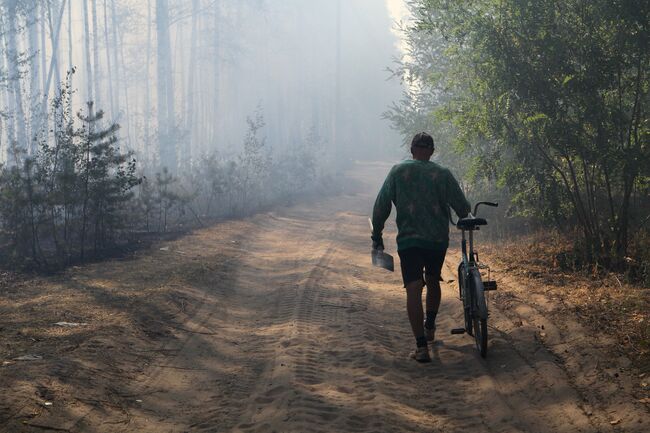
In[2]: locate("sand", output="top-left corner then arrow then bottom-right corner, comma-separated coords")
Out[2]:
0,161 -> 648,432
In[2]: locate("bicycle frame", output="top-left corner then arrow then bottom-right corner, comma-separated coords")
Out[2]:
457,200 -> 498,270
453,201 -> 498,357
461,230 -> 487,319
454,201 -> 496,268
460,225 -> 476,269
459,227 -> 486,320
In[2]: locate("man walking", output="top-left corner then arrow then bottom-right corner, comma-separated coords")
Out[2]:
371,132 -> 470,362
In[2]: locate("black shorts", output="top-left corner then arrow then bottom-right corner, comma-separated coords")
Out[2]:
398,247 -> 447,287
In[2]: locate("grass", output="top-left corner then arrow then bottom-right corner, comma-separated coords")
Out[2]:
482,230 -> 650,374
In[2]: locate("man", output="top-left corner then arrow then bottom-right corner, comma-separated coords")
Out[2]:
371,132 -> 470,363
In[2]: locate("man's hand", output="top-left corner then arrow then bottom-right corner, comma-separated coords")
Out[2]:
372,237 -> 384,251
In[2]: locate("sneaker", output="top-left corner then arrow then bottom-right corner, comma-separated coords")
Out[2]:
424,322 -> 436,342
409,346 -> 431,363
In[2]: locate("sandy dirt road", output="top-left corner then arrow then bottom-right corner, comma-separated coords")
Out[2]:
1,161 -> 648,432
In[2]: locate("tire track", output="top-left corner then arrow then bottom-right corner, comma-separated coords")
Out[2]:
232,226 -> 343,433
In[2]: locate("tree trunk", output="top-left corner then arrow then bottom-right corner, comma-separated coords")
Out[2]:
103,0 -> 115,120
156,0 -> 177,171
0,16 -> 10,153
144,0 -> 153,156
91,0 -> 102,109
210,0 -> 221,153
110,0 -> 121,117
118,29 -> 133,150
37,0 -> 67,141
184,0 -> 199,168
82,0 -> 94,104
28,1 -> 40,152
46,2 -> 63,91
67,0 -> 73,72
46,0 -> 63,137
333,0 -> 341,162
41,2 -> 47,92
615,172 -> 635,263
6,0 -> 28,156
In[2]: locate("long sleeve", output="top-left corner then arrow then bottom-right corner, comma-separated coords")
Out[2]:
371,169 -> 395,241
372,160 -> 467,252
446,170 -> 471,219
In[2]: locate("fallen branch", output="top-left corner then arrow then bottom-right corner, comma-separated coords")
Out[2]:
613,275 -> 623,289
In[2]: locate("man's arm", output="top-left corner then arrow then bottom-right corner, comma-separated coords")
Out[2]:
446,170 -> 471,219
371,169 -> 395,248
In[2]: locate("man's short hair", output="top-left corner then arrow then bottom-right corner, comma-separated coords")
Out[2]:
411,132 -> 434,149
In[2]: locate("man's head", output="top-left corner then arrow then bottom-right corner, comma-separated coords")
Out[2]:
410,132 -> 434,161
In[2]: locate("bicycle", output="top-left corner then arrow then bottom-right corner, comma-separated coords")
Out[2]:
450,201 -> 498,358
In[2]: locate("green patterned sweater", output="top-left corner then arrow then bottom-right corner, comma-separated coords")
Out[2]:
371,159 -> 471,251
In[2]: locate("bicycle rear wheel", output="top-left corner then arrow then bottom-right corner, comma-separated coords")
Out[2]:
458,264 -> 472,335
470,269 -> 488,357
473,317 -> 487,358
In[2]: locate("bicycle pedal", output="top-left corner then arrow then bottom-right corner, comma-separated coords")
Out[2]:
484,280 -> 497,291
451,328 -> 466,335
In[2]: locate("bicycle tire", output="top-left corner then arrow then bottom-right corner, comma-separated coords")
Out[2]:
458,264 -> 472,335
473,317 -> 488,358
457,262 -> 464,299
470,268 -> 488,319
470,268 -> 488,357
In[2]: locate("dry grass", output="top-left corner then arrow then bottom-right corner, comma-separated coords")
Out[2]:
482,231 -> 650,373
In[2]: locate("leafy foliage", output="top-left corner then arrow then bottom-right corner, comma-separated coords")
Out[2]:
388,0 -> 649,269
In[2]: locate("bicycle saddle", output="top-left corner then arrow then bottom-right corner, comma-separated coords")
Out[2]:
457,217 -> 487,229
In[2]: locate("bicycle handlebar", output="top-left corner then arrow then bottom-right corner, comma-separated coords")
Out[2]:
473,201 -> 498,216
449,201 -> 499,226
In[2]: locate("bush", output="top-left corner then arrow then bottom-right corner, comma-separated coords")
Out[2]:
0,94 -> 140,268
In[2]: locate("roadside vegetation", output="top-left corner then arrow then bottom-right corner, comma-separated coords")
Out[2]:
387,0 -> 649,284
0,78 -> 329,270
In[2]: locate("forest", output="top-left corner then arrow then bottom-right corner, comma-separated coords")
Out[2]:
0,0 -> 401,269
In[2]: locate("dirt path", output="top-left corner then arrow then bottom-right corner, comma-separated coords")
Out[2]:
1,161 -> 648,432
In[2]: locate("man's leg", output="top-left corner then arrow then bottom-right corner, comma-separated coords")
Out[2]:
423,274 -> 440,341
424,274 -> 441,321
398,248 -> 431,362
424,249 -> 446,339
405,279 -> 426,345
